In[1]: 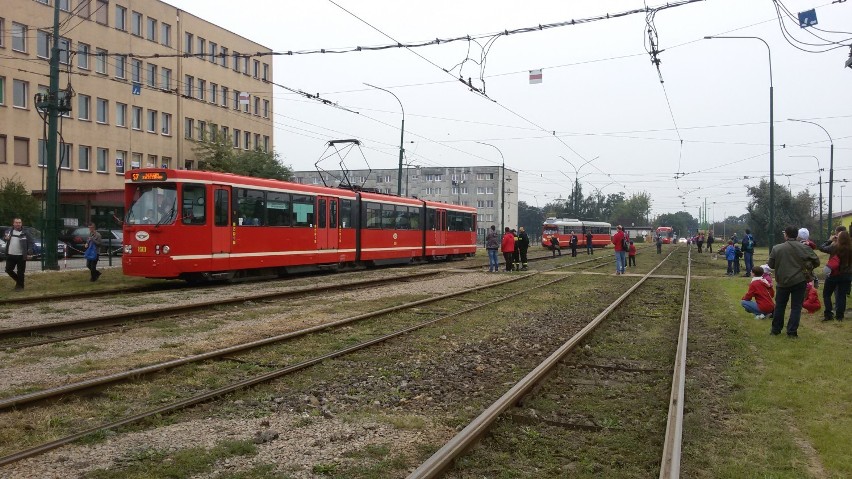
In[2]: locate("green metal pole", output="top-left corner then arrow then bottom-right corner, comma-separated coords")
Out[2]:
43,1 -> 62,270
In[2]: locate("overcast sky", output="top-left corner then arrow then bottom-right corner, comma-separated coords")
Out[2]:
168,0 -> 852,220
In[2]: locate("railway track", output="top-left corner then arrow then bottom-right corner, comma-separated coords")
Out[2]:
0,249 -> 623,466
408,245 -> 692,478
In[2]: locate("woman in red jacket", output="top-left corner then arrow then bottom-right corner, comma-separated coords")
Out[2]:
741,266 -> 775,319
501,227 -> 515,272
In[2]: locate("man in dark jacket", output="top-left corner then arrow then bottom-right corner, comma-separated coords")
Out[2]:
569,231 -> 578,257
4,217 -> 33,291
586,231 -> 594,255
485,225 -> 500,272
517,226 -> 530,270
768,225 -> 820,338
742,228 -> 756,277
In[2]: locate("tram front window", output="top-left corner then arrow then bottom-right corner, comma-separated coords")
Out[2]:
128,185 -> 177,225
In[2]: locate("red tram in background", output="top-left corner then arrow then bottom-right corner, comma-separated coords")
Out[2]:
656,226 -> 674,244
122,169 -> 477,281
540,218 -> 612,249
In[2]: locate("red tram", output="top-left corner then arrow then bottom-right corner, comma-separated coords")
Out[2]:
656,226 -> 674,244
540,218 -> 612,249
122,169 -> 477,281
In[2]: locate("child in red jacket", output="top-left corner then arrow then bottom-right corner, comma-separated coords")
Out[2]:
628,241 -> 637,267
741,266 -> 775,319
802,281 -> 821,314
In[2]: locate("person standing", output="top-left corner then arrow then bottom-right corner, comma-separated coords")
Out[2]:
656,232 -> 663,254
612,225 -> 627,275
742,229 -> 756,277
511,229 -> 521,271
706,231 -> 715,254
768,226 -> 820,338
725,241 -> 737,276
586,230 -> 594,255
819,230 -> 852,321
4,218 -> 33,291
697,233 -> 704,253
485,225 -> 500,273
84,223 -> 103,282
549,234 -> 561,257
628,240 -> 637,267
501,227 -> 515,271
517,226 -> 530,270
569,231 -> 578,257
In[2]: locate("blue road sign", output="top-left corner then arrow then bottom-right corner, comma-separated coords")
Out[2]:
116,158 -> 124,169
798,9 -> 818,28
132,82 -> 141,95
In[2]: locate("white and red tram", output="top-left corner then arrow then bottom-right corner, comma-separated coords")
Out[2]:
122,169 -> 477,281
540,217 -> 612,249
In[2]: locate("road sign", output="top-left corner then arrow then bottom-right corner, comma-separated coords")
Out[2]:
116,158 -> 124,169
132,82 -> 141,95
239,91 -> 250,105
798,9 -> 818,28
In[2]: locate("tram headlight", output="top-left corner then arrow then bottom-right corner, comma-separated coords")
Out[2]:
124,244 -> 132,254
162,245 -> 170,254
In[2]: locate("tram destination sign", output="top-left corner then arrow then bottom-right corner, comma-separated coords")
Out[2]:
131,171 -> 168,182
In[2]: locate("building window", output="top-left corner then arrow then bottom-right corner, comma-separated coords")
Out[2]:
127,152 -> 139,172
146,154 -> 157,168
13,80 -> 28,109
161,112 -> 171,135
233,90 -> 240,110
161,23 -> 171,46
131,106 -> 142,130
78,145 -> 90,171
209,42 -> 217,63
254,134 -> 261,150
253,60 -> 260,79
210,83 -> 218,104
185,118 -> 194,139
131,59 -> 142,83
0,19 -> 4,49
77,0 -> 90,18
161,157 -> 171,169
220,47 -> 228,67
77,43 -> 90,70
58,0 -> 71,11
262,63 -> 269,81
14,137 -> 29,165
147,109 -> 157,132
146,17 -> 157,42
95,98 -> 108,123
253,97 -> 259,115
197,37 -> 206,59
233,129 -> 240,148
197,79 -> 205,100
115,5 -> 126,31
263,99 -> 269,118
161,67 -> 171,90
486,186 -> 495,194
37,30 -> 50,58
476,173 -> 495,180
199,120 -> 207,141
426,174 -> 442,181
184,32 -> 193,54
78,94 -> 90,120
184,160 -> 194,170
146,63 -> 157,87
221,87 -> 228,107
59,143 -> 72,169
0,77 -> 5,105
184,75 -> 193,97
96,147 -> 108,172
95,0 -> 107,25
222,126 -> 229,141
115,55 -> 126,79
263,136 -> 269,153
12,23 -> 27,52
243,56 -> 249,75
114,150 -> 126,170
116,102 -> 127,127
95,48 -> 107,74
131,11 -> 142,36
243,131 -> 250,150
232,52 -> 240,71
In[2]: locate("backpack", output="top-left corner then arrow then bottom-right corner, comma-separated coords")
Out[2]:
745,235 -> 755,252
622,236 -> 630,251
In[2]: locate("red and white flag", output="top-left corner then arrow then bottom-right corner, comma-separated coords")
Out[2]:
529,69 -> 543,84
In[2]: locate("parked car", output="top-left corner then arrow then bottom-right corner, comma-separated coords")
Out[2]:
59,227 -> 124,257
0,227 -> 66,260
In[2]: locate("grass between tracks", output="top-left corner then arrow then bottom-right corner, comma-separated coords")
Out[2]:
682,250 -> 852,478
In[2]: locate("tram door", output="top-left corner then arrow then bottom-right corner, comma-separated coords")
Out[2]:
212,186 -> 231,256
316,196 -> 339,250
435,209 -> 447,247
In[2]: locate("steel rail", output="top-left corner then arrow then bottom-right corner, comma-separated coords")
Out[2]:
407,247 -> 681,478
0,261 -> 586,466
659,246 -> 692,478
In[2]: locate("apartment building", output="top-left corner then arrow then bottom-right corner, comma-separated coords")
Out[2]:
292,165 -> 519,239
0,0 -> 273,223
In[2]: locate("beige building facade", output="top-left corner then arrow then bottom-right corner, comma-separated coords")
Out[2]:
0,0 -> 273,223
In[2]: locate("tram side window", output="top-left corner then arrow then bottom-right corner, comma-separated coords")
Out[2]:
447,211 -> 473,231
292,194 -> 315,227
340,199 -> 353,228
363,202 -> 381,229
235,188 -> 265,226
408,206 -> 421,230
426,209 -> 437,230
267,191 -> 291,226
392,205 -> 410,229
182,184 -> 206,225
380,204 -> 395,228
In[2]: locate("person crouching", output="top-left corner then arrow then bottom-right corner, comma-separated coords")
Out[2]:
741,266 -> 775,319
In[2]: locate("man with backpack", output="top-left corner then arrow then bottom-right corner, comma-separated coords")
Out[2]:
742,228 -> 756,277
612,225 -> 628,275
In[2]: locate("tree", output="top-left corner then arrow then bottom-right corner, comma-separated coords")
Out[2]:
518,201 -> 546,240
746,180 -> 816,245
193,131 -> 293,181
655,211 -> 698,238
609,192 -> 651,226
0,176 -> 40,225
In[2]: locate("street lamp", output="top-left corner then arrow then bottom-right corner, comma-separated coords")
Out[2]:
476,142 -> 506,231
559,155 -> 598,216
705,35 -> 774,253
791,155 -> 823,238
365,83 -> 405,196
788,118 -> 834,240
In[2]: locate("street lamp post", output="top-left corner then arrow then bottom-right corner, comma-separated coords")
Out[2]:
476,142 -> 506,232
791,155 -> 823,239
705,35 -> 774,253
789,119 -> 834,240
559,155 -> 598,217
365,83 -> 405,196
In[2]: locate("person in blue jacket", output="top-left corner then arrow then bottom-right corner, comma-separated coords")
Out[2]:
725,240 -> 737,276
